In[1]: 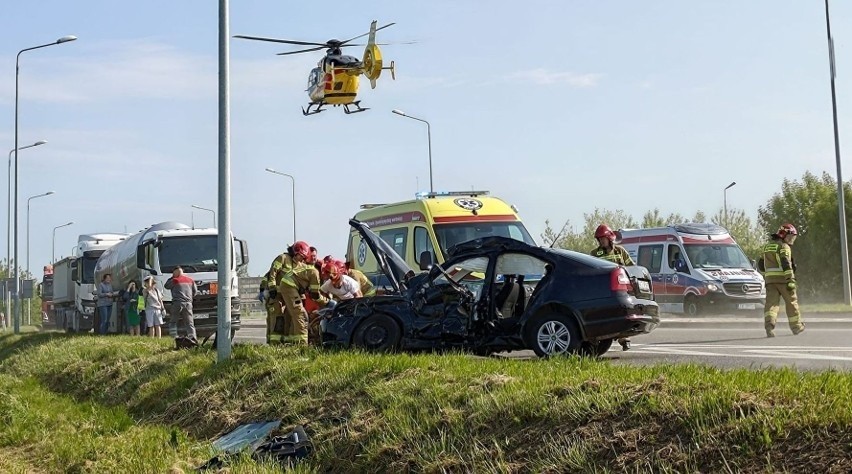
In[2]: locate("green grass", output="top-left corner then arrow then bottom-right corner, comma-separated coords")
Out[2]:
0,332 -> 850,472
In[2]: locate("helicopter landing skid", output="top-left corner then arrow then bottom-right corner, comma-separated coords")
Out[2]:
343,101 -> 369,114
302,102 -> 326,116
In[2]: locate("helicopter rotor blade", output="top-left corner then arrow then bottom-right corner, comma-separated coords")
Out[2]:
343,41 -> 417,46
339,22 -> 396,46
275,46 -> 327,56
233,35 -> 329,47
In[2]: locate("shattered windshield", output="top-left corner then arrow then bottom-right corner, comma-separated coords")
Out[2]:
684,244 -> 751,269
158,236 -> 218,273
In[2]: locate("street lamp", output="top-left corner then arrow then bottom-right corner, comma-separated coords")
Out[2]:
6,140 -> 46,329
264,168 -> 297,242
191,204 -> 216,226
52,222 -> 74,264
723,181 -> 736,229
392,109 -> 433,193
26,191 -> 54,326
825,0 -> 852,305
14,35 -> 77,334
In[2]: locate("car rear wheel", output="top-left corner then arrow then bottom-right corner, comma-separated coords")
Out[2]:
353,314 -> 401,352
527,313 -> 581,357
582,338 -> 614,357
684,295 -> 701,316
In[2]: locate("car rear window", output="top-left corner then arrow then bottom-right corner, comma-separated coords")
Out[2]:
551,249 -> 618,269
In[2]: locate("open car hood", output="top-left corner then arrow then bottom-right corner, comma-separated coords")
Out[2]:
349,219 -> 414,293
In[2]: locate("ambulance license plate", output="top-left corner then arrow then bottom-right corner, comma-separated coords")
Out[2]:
638,281 -> 650,293
194,313 -> 210,319
737,303 -> 756,310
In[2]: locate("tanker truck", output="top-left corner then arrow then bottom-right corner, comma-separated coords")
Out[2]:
93,222 -> 249,339
52,233 -> 129,332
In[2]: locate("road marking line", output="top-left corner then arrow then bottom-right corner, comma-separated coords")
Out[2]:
634,347 -> 852,362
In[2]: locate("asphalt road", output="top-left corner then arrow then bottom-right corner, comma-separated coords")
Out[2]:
235,316 -> 852,371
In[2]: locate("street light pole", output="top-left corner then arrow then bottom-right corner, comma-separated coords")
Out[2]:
825,0 -> 852,305
191,204 -> 216,227
27,191 -> 54,325
6,140 -> 46,329
14,35 -> 77,334
52,222 -> 73,264
264,168 -> 297,242
724,182 -> 736,229
392,109 -> 433,193
216,0 -> 233,362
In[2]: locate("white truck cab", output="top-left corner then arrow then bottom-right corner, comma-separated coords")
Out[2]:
619,223 -> 765,315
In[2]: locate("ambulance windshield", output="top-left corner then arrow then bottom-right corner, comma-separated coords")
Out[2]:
684,244 -> 751,269
433,223 -> 535,256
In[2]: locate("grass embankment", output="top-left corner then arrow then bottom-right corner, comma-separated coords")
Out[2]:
0,333 -> 850,473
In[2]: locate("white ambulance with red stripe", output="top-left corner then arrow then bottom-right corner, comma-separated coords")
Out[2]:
619,223 -> 765,315
347,191 -> 534,287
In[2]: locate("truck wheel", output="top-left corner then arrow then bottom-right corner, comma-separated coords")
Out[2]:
526,313 -> 581,357
684,295 -> 701,316
353,314 -> 401,352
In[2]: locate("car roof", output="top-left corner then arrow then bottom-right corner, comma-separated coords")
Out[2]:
448,236 -> 617,269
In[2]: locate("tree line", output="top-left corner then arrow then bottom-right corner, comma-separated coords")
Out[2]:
541,171 -> 852,302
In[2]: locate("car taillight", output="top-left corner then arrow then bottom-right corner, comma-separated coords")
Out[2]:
610,268 -> 632,292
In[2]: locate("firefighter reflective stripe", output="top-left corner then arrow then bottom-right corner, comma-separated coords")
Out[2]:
293,265 -> 329,306
590,245 -> 635,266
273,255 -> 300,289
762,242 -> 794,280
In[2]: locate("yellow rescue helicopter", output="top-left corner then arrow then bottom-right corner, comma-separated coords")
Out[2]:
235,21 -> 398,115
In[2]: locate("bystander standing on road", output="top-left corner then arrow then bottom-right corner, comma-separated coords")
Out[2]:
165,266 -> 198,343
97,274 -> 118,335
123,281 -> 141,336
143,276 -> 165,338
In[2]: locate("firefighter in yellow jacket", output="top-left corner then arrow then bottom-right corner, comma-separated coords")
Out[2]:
264,241 -> 312,344
590,224 -> 635,350
292,262 -> 330,344
275,241 -> 332,344
259,268 -> 285,344
760,223 -> 804,337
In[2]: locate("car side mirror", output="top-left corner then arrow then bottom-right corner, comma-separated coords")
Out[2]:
419,251 -> 434,271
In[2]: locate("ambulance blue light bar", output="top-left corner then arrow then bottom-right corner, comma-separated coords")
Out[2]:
415,190 -> 490,199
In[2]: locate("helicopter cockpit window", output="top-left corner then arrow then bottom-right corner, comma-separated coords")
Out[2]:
307,69 -> 320,89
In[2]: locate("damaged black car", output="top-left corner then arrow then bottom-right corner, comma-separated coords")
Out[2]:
319,219 -> 660,357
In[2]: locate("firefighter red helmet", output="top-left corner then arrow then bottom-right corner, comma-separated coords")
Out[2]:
291,241 -> 311,259
322,259 -> 346,283
777,223 -> 798,239
594,224 -> 616,240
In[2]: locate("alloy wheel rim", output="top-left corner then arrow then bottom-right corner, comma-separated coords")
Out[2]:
536,320 -> 571,354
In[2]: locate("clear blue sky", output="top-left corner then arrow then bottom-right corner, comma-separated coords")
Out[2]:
1,1 -> 851,276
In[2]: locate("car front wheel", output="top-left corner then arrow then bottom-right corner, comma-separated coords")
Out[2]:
353,314 -> 402,352
527,313 -> 581,357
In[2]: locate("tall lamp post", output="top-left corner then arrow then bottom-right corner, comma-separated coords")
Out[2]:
27,191 -> 54,324
52,221 -> 73,264
14,35 -> 77,334
392,109 -> 433,193
723,182 -> 736,229
191,204 -> 216,226
264,168 -> 297,242
6,140 -> 46,328
825,0 -> 852,305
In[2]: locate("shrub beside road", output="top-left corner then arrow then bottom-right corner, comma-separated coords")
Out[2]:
0,332 -> 850,472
